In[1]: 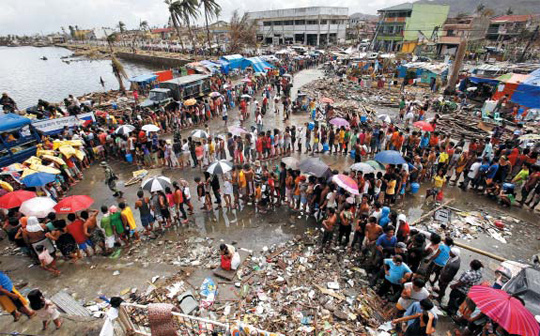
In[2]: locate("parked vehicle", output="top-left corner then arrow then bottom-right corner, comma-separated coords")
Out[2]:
140,74 -> 211,108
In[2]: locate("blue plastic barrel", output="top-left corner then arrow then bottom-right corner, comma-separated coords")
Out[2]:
125,153 -> 133,163
411,182 -> 420,194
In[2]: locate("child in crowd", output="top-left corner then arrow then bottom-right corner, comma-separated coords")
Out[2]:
27,289 -> 62,330
36,245 -> 60,276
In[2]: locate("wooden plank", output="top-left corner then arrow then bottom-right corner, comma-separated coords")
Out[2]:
50,290 -> 91,317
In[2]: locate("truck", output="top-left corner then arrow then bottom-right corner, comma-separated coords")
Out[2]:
140,74 -> 211,108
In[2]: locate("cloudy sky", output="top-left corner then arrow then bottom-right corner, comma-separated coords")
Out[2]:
0,0 -> 408,35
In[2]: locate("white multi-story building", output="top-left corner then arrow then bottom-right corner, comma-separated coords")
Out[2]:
247,6 -> 348,46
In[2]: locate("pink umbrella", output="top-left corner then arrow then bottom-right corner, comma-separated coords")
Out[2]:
321,97 -> 334,104
332,174 -> 359,195
329,117 -> 350,128
468,285 -> 540,336
241,78 -> 252,83
228,126 -> 249,136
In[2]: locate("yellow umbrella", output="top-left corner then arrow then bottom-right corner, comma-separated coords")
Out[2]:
184,98 -> 197,106
52,140 -> 62,150
29,164 -> 61,175
58,145 -> 76,158
0,181 -> 13,192
21,169 -> 38,178
41,155 -> 66,166
24,156 -> 42,166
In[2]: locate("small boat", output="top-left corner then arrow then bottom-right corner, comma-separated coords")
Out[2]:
40,56 -> 48,60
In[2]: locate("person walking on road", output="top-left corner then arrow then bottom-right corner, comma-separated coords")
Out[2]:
101,161 -> 122,197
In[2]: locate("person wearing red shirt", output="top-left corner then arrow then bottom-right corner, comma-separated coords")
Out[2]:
256,136 -> 263,160
66,213 -> 93,256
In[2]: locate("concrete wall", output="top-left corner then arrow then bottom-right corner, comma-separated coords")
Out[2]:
116,52 -> 191,68
404,4 -> 449,41
248,7 -> 348,20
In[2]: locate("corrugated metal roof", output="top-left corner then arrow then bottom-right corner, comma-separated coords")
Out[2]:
491,15 -> 535,23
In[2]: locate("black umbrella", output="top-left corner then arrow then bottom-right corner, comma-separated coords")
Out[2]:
298,158 -> 331,178
206,160 -> 233,175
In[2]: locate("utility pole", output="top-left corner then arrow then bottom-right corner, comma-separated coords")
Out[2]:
446,39 -> 467,95
518,25 -> 539,63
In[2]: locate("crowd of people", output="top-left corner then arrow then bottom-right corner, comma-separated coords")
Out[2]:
1,52 -> 539,335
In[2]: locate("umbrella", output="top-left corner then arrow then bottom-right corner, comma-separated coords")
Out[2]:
321,97 -> 334,104
54,195 -> 94,213
22,172 -> 56,187
206,160 -> 233,175
3,163 -> 24,172
0,181 -> 13,192
142,124 -> 160,133
329,117 -> 350,128
0,190 -> 36,209
241,78 -> 251,83
19,197 -> 56,218
350,162 -> 375,174
115,125 -> 135,135
24,156 -> 42,166
332,174 -> 359,195
298,158 -> 331,178
141,176 -> 172,192
209,92 -> 221,98
241,94 -> 252,99
281,157 -> 299,170
184,98 -> 197,106
228,126 -> 249,136
374,150 -> 406,165
519,134 -> 540,141
413,121 -> 435,132
191,129 -> 209,139
377,114 -> 392,124
468,286 -> 540,336
41,155 -> 66,166
365,160 -> 386,171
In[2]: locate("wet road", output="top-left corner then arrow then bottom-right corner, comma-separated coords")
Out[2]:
1,68 -> 539,335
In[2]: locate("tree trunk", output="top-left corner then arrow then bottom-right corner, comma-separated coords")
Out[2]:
114,70 -> 126,93
205,11 -> 212,52
446,39 -> 467,96
171,14 -> 185,52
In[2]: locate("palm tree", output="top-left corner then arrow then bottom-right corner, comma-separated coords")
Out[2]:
111,55 -> 128,93
199,0 -> 221,49
229,10 -> 257,54
166,0 -> 186,51
170,0 -> 200,51
476,3 -> 485,14
140,20 -> 150,32
118,21 -> 126,33
106,32 -> 118,53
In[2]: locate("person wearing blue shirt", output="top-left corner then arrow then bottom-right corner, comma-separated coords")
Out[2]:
377,255 -> 412,299
376,225 -> 397,257
485,160 -> 499,180
428,236 -> 453,286
378,206 -> 391,227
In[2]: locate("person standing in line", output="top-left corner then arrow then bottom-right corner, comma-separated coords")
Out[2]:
135,190 -> 155,234
101,162 -> 122,197
444,259 -> 483,317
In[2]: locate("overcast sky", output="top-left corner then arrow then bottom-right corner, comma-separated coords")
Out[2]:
0,0 -> 409,35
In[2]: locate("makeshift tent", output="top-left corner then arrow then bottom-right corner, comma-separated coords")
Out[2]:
219,55 -> 244,71
217,59 -> 230,74
503,267 -> 540,316
0,114 -> 32,132
492,73 -> 529,100
397,62 -> 449,84
129,74 -> 158,87
241,57 -> 275,73
468,77 -> 500,86
511,68 -> 540,109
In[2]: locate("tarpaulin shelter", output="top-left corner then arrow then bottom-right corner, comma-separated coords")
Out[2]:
503,267 -> 540,316
510,68 -> 540,109
397,62 -> 449,84
219,54 -> 244,71
492,73 -> 529,100
0,114 -> 32,132
240,57 -> 275,73
200,60 -> 224,74
129,74 -> 158,87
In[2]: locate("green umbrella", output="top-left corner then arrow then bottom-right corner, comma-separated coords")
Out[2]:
365,160 -> 386,171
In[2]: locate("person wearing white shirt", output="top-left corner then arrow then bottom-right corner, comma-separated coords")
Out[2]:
460,158 -> 481,190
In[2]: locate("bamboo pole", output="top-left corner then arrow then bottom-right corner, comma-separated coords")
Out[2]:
454,241 -> 506,262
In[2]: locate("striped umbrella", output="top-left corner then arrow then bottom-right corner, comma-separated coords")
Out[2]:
468,286 -> 539,336
115,125 -> 135,135
206,160 -> 233,175
332,174 -> 359,195
191,129 -> 209,139
141,176 -> 172,193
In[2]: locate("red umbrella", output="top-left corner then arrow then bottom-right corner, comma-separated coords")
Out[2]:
0,190 -> 36,209
321,97 -> 334,104
413,121 -> 435,132
54,195 -> 94,213
468,285 -> 540,336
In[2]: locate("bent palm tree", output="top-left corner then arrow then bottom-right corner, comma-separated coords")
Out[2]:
166,0 -> 186,51
199,0 -> 221,49
172,0 -> 200,51
111,55 -> 128,93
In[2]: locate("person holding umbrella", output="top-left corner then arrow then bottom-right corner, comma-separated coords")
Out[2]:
100,162 -> 122,197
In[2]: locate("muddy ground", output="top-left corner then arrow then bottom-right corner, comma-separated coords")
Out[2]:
1,68 -> 539,335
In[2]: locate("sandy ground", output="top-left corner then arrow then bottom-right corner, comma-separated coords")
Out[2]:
1,68 -> 539,335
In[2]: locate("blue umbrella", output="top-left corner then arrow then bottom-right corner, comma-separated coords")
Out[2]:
22,172 -> 56,187
374,150 -> 406,165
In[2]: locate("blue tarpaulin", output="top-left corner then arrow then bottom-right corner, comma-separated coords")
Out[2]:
0,114 -> 32,132
220,55 -> 244,71
129,74 -> 158,84
468,77 -> 500,86
512,83 -> 540,109
241,57 -> 275,73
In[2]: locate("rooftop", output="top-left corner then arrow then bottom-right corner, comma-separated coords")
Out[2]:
378,3 -> 413,12
491,14 -> 536,23
247,6 -> 348,19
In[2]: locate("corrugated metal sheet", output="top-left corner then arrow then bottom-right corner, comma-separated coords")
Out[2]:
51,290 -> 91,317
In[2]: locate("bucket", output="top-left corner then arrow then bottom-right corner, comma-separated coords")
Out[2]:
125,153 -> 133,163
308,122 -> 315,131
411,182 -> 420,194
350,149 -> 356,159
323,143 -> 329,152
